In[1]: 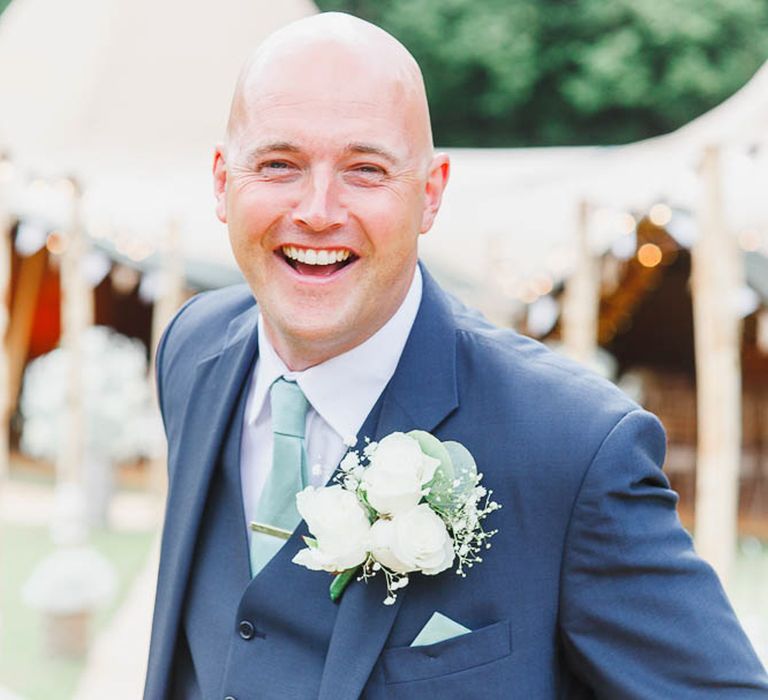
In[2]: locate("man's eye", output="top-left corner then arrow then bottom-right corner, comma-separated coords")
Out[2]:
356,165 -> 383,174
255,160 -> 299,179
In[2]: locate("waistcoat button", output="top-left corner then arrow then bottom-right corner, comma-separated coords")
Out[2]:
238,620 -> 255,640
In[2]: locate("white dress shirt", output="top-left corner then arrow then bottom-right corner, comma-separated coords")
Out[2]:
240,266 -> 423,542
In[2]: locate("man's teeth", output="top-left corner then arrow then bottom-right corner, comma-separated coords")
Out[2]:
282,246 -> 352,265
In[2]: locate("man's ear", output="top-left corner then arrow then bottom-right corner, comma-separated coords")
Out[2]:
212,144 -> 228,223
420,153 -> 450,234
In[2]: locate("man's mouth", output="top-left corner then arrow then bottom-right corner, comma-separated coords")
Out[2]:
279,245 -> 358,277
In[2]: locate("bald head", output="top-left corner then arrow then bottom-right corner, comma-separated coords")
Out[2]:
225,12 -> 434,166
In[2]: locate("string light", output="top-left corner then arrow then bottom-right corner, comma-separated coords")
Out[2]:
738,229 -> 761,252
125,241 -> 155,262
532,274 -> 553,296
637,243 -> 662,268
54,178 -> 76,197
45,231 -> 68,255
620,213 -> 636,235
519,283 -> 539,305
649,203 -> 672,227
110,264 -> 140,295
545,246 -> 572,277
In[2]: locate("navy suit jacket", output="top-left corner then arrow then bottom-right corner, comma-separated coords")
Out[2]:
145,264 -> 768,698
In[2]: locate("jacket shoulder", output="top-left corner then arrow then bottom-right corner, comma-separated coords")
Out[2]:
449,296 -> 637,420
154,285 -> 255,427
442,292 -> 647,480
160,284 -> 255,365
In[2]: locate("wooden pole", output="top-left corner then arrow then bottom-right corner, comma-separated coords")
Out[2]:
691,146 -> 743,586
150,219 -> 185,366
57,180 -> 92,541
0,170 -> 11,482
561,200 -> 599,365
148,219 -> 185,498
21,181 -> 117,657
757,310 -> 768,355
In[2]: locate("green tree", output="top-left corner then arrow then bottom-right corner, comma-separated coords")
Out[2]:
317,0 -> 768,146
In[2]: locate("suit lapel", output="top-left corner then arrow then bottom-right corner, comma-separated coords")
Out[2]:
146,306 -> 259,699
318,266 -> 459,700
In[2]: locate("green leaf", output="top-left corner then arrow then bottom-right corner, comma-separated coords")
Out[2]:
442,441 -> 478,507
407,429 -> 457,513
407,430 -> 453,475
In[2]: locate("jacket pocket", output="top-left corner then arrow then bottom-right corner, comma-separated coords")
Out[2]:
381,619 -> 511,685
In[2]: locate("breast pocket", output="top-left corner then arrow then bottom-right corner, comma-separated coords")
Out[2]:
381,619 -> 511,685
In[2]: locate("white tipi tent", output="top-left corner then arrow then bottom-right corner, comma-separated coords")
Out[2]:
423,61 -> 768,311
0,0 -> 318,266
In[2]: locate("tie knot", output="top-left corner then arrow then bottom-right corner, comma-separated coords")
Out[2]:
270,378 -> 309,438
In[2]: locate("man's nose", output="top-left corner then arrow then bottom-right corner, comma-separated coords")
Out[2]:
292,170 -> 347,232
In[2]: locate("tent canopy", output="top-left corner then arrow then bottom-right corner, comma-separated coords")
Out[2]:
424,63 -> 768,309
1,2 -> 766,306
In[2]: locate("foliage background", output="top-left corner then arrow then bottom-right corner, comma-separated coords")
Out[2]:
0,0 -> 767,144
316,0 -> 768,146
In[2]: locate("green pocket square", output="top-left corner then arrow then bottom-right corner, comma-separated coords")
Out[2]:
410,611 -> 471,647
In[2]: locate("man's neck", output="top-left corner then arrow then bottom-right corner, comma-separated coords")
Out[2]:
266,330 -> 363,372
264,312 -> 401,372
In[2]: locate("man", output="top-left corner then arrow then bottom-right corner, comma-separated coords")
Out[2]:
145,12 -> 768,699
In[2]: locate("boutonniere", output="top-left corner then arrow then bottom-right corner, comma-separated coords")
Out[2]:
292,430 -> 501,605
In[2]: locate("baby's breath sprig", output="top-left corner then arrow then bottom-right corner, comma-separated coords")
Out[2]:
449,485 -> 501,577
355,556 -> 410,605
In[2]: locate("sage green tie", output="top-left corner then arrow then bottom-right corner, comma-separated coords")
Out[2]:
249,377 -> 310,576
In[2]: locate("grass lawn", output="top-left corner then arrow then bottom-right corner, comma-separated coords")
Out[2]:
0,520 -> 154,700
731,537 -> 768,664
0,478 -> 764,697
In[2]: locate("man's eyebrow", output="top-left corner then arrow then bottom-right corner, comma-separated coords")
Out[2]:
345,142 -> 400,164
242,142 -> 301,164
240,141 -> 401,166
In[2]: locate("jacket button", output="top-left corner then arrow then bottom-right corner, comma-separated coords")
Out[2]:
225,696 -> 236,700
238,620 -> 255,640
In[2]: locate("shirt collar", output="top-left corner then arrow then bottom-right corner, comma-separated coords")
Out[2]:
246,266 -> 423,442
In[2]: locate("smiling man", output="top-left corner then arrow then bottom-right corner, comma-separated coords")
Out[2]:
213,18 -> 447,371
144,12 -> 768,700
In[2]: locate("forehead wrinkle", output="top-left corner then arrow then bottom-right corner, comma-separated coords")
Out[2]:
250,93 -> 391,116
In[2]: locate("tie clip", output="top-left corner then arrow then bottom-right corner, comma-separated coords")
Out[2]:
249,521 -> 292,540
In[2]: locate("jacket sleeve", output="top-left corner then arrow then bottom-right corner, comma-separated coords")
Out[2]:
559,409 -> 768,698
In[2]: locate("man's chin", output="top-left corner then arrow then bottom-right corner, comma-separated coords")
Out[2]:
261,310 -> 361,367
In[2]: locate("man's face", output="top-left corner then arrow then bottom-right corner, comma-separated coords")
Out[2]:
214,46 -> 448,368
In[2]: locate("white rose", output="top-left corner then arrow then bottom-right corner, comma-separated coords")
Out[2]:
361,433 -> 441,515
370,504 -> 455,576
292,486 -> 371,572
